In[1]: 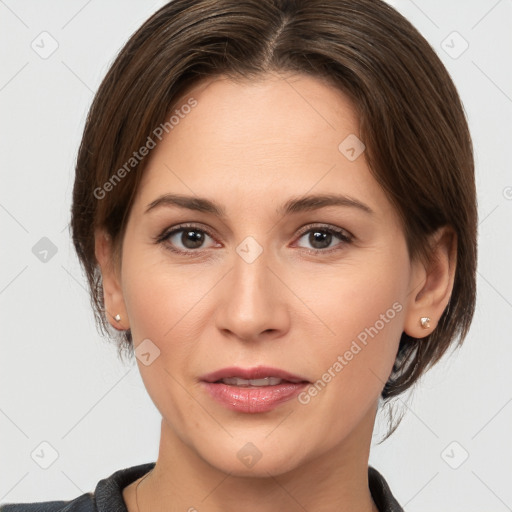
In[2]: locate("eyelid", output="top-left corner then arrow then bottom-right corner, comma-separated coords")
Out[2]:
294,223 -> 354,241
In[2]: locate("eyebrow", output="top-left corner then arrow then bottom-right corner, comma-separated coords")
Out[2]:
144,193 -> 374,217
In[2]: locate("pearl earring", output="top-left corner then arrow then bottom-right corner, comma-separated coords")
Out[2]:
420,316 -> 431,329
114,314 -> 121,322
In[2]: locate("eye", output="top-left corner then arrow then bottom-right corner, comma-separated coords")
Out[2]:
294,225 -> 353,253
155,224 -> 218,255
155,223 -> 353,256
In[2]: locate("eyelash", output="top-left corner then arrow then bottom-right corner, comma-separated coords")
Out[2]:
154,223 -> 354,257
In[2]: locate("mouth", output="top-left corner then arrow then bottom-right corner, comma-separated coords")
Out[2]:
217,376 -> 297,387
200,366 -> 310,413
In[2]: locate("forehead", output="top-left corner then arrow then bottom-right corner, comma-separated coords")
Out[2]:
130,73 -> 393,220
171,72 -> 359,148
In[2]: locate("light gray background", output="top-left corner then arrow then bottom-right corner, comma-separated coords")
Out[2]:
0,1 -> 511,510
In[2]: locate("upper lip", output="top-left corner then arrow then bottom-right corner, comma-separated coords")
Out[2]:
201,366 -> 309,383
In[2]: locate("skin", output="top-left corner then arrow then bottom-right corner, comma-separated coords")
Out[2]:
95,72 -> 456,512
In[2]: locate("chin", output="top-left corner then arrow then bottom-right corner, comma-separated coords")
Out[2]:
194,433 -> 311,478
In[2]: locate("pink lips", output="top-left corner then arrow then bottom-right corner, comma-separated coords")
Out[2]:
200,366 -> 309,413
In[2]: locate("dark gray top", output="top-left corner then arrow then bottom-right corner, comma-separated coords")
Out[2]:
0,463 -> 403,512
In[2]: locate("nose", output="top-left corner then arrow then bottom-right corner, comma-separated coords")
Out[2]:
215,246 -> 290,343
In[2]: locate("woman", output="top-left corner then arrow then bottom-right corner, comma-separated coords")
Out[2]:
1,0 -> 477,510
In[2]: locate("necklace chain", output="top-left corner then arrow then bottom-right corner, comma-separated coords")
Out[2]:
135,469 -> 154,512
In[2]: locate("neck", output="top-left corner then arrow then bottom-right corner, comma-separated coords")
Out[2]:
130,406 -> 380,512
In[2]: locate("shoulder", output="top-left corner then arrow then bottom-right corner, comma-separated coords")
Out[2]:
0,493 -> 95,512
0,462 -> 156,512
368,465 -> 404,512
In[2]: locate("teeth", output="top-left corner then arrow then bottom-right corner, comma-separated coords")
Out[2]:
221,377 -> 283,387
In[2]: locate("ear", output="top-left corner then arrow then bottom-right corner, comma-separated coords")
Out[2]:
403,226 -> 457,338
94,227 -> 129,330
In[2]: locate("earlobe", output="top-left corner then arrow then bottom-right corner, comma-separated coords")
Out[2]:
94,228 -> 129,330
403,226 -> 457,338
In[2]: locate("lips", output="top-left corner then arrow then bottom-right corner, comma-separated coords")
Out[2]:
200,366 -> 309,413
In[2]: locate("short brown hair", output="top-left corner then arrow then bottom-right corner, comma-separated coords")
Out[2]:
70,0 -> 477,432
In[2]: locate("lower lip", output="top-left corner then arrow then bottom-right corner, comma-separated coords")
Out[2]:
201,381 -> 308,413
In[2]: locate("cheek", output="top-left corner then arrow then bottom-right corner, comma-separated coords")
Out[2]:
119,241 -> 237,411
290,260 -> 408,450
304,255 -> 407,347
120,249 -> 216,426
121,248 -> 214,349
297,250 -> 409,394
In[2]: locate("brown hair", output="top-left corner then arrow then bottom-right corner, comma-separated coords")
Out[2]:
70,0 -> 477,437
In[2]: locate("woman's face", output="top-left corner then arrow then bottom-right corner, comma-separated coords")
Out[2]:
104,73 -> 424,476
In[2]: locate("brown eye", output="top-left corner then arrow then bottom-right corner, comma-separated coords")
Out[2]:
175,229 -> 207,249
157,224 -> 218,254
308,230 -> 334,250
295,226 -> 352,253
